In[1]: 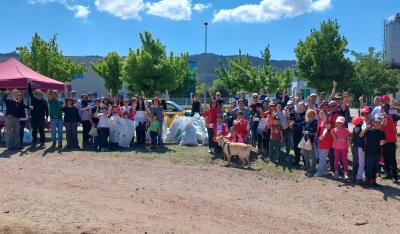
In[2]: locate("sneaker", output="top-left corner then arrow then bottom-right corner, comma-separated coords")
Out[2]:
40,142 -> 45,147
344,173 -> 349,180
31,142 -> 37,147
372,179 -> 380,187
334,173 -> 339,179
355,179 -> 363,185
58,143 -> 63,148
51,142 -> 56,148
211,148 -> 215,153
208,149 -> 212,153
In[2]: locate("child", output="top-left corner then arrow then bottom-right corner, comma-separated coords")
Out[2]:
225,127 -> 244,143
330,116 -> 351,179
269,115 -> 283,162
95,106 -> 112,152
359,116 -> 386,186
123,112 -> 129,119
149,114 -> 160,148
351,116 -> 366,184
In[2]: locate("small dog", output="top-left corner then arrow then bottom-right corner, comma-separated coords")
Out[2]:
214,136 -> 258,167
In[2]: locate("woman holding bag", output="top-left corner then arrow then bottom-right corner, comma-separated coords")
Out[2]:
301,109 -> 318,173
17,93 -> 29,146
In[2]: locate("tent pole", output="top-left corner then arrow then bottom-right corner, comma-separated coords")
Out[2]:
27,83 -> 30,128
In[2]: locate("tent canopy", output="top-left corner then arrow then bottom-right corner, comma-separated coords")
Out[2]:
0,57 -> 72,91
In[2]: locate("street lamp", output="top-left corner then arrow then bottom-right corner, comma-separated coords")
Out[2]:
204,22 -> 208,111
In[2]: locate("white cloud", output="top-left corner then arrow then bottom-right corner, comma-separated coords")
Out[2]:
387,15 -> 396,22
27,0 -> 90,20
146,0 -> 192,21
212,0 -> 332,23
94,0 -> 146,20
66,5 -> 90,19
193,3 -> 211,12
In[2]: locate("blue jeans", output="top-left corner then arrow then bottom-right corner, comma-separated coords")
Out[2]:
151,131 -> 158,145
50,118 -> 63,143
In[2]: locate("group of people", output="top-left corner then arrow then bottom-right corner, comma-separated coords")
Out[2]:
3,79 -> 168,152
204,81 -> 399,186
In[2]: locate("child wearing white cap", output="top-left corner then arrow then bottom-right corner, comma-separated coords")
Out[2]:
330,116 -> 351,179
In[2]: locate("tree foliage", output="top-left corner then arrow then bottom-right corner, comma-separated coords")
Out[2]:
348,47 -> 400,98
16,33 -> 87,83
294,19 -> 353,92
121,31 -> 194,97
209,79 -> 230,97
215,45 -> 293,94
90,52 -> 123,96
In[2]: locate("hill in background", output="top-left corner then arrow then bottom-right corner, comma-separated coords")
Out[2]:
0,52 -> 296,87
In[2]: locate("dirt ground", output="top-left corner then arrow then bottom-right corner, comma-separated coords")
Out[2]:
1,147 -> 400,234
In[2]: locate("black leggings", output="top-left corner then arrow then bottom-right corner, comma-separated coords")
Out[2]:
207,128 -> 214,149
136,122 -> 146,145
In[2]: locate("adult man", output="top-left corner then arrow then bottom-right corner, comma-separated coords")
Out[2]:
27,79 -> 49,147
87,92 -> 95,106
359,95 -> 381,113
208,89 -> 223,110
381,103 -> 399,183
370,95 -> 393,118
232,91 -> 248,107
47,87 -> 64,148
319,92 -> 327,105
275,88 -> 289,108
259,89 -> 267,101
306,93 -> 318,109
3,89 -> 22,150
230,99 -> 249,121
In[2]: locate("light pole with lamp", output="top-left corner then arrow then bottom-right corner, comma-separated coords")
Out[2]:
204,22 -> 208,111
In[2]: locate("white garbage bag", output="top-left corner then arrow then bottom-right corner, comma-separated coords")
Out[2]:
162,116 -> 167,140
164,116 -> 189,143
180,122 -> 198,146
108,116 -> 136,147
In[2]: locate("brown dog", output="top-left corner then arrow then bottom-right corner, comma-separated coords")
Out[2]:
214,136 -> 257,167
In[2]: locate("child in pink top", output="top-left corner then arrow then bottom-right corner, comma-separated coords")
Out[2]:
225,127 -> 244,143
330,116 -> 351,179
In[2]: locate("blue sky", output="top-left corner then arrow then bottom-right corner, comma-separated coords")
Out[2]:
0,0 -> 399,60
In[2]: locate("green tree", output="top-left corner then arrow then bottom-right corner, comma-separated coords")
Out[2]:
16,33 -> 87,83
195,81 -> 205,98
90,52 -> 123,96
122,31 -> 192,96
294,19 -> 353,92
349,47 -> 400,98
209,79 -> 230,97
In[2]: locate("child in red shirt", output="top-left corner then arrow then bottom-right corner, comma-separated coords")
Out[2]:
269,115 -> 283,162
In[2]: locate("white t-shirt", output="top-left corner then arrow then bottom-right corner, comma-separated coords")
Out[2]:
98,113 -> 110,128
216,123 -> 228,135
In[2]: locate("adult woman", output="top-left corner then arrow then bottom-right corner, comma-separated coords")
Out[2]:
297,92 -> 305,103
149,97 -> 165,147
62,97 -> 81,149
314,110 -> 333,177
89,99 -> 102,151
3,89 -> 22,150
17,93 -> 28,146
190,93 -> 201,116
135,96 -> 148,147
79,94 -> 91,146
204,100 -> 222,153
289,102 -> 306,166
302,109 -> 318,173
113,99 -> 120,107
225,126 -> 244,143
276,103 -> 290,161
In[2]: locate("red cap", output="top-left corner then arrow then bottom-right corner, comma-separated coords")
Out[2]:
352,116 -> 365,126
360,107 -> 370,114
381,95 -> 390,102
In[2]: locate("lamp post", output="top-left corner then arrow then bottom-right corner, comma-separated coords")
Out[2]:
204,22 -> 208,111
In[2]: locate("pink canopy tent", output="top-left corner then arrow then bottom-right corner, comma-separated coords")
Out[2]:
0,57 -> 72,91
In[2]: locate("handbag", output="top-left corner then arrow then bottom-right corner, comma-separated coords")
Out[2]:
88,127 -> 98,137
23,124 -> 33,143
298,133 -> 312,151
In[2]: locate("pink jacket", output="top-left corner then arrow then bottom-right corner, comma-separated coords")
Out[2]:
118,106 -> 135,120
